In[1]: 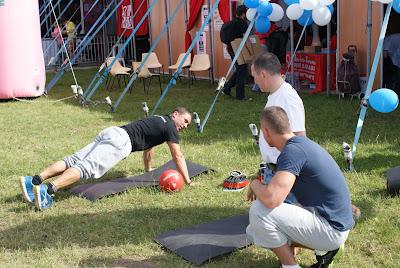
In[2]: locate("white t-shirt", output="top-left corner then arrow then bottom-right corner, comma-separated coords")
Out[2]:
259,82 -> 305,163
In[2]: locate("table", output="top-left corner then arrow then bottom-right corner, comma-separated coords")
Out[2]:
286,51 -> 336,93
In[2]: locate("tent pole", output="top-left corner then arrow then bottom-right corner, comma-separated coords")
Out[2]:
208,0 -> 215,83
164,0 -> 172,66
147,0 -> 153,45
336,0 -> 340,94
380,3 -> 383,88
290,20 -> 295,89
367,0 -> 372,80
326,22 -> 331,96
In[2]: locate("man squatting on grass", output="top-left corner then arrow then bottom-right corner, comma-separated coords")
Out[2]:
246,107 -> 355,268
20,107 -> 192,210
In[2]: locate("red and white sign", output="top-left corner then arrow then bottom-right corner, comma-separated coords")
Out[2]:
117,0 -> 133,37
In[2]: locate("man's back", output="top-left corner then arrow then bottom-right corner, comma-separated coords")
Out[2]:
277,136 -> 354,231
121,115 -> 179,152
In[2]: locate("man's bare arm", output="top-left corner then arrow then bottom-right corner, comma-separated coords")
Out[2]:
250,171 -> 296,208
143,148 -> 154,172
167,142 -> 191,184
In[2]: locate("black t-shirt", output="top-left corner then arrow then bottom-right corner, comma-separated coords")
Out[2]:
121,115 -> 179,152
226,18 -> 248,54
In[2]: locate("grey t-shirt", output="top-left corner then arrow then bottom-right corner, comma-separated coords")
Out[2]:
277,136 -> 355,231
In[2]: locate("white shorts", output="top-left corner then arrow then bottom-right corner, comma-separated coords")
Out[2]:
246,200 -> 350,251
64,126 -> 132,179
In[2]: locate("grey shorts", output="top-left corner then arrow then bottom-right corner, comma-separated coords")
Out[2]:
246,200 -> 350,251
64,126 -> 132,179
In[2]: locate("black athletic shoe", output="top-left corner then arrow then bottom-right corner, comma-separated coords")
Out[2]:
309,248 -> 340,268
221,91 -> 232,97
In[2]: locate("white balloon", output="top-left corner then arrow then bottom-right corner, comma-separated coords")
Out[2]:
268,3 -> 284,22
246,8 -> 257,21
378,0 -> 393,3
300,0 -> 319,10
312,6 -> 332,26
319,0 -> 335,5
287,4 -> 304,20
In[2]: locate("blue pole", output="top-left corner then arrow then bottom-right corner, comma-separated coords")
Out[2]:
200,19 -> 255,133
83,0 -> 148,98
44,0 -> 101,57
39,0 -> 52,18
149,0 -> 222,115
45,0 -> 122,93
39,0 -> 51,17
350,3 -> 392,169
43,1 -> 78,38
100,0 -> 185,109
85,0 -> 160,101
40,0 -> 63,27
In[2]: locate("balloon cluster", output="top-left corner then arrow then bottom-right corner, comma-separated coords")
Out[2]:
244,0 -> 284,33
285,0 -> 334,26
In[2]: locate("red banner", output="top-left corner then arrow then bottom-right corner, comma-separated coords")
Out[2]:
117,0 -> 133,37
286,51 -> 336,93
134,0 -> 149,36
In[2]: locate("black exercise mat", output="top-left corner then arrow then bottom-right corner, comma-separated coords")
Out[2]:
70,160 -> 212,201
154,213 -> 251,265
387,166 -> 400,195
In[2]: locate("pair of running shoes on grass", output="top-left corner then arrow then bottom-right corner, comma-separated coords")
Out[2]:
19,176 -> 54,210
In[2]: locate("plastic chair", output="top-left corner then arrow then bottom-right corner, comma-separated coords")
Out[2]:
189,54 -> 212,86
132,61 -> 162,95
103,57 -> 131,90
142,52 -> 163,74
112,43 -> 126,66
168,53 -> 191,81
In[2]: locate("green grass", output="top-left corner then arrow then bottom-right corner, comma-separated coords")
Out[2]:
1,68 -> 400,267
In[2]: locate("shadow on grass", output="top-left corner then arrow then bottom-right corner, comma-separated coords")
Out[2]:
351,153 -> 400,173
0,206 -> 247,251
78,257 -> 158,268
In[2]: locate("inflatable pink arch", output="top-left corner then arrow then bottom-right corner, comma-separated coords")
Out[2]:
0,0 -> 45,99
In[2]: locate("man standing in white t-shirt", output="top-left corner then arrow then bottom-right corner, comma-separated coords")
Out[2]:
251,52 -> 305,205
252,53 -> 306,164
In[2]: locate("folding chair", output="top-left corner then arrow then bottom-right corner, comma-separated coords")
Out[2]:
103,57 -> 131,91
189,54 -> 213,87
131,61 -> 162,95
168,53 -> 191,82
142,52 -> 163,74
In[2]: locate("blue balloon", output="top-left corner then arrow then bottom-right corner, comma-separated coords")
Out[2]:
297,10 -> 313,26
284,0 -> 299,5
244,0 -> 259,9
258,1 -> 273,17
369,88 -> 399,113
327,4 -> 334,14
394,0 -> 400,14
255,16 -> 271,34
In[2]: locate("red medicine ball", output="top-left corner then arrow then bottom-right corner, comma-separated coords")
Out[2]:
159,169 -> 184,192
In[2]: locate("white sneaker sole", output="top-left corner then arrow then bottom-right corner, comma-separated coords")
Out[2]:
19,176 -> 33,203
34,185 -> 42,210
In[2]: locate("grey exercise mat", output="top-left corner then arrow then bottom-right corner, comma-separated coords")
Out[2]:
70,160 -> 212,201
154,213 -> 251,265
387,166 -> 400,195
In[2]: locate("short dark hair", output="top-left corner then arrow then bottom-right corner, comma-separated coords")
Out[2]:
172,107 -> 191,117
252,52 -> 282,75
236,5 -> 247,17
261,106 -> 291,134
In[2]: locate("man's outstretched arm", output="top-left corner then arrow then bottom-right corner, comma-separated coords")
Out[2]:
167,142 -> 191,184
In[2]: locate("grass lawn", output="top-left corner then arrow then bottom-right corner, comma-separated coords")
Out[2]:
1,68 -> 400,267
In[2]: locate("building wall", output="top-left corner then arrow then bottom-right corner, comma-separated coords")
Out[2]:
339,0 -> 381,86
150,0 -> 231,80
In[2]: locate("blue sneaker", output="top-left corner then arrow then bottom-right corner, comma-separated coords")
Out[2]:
34,184 -> 54,210
19,176 -> 35,203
